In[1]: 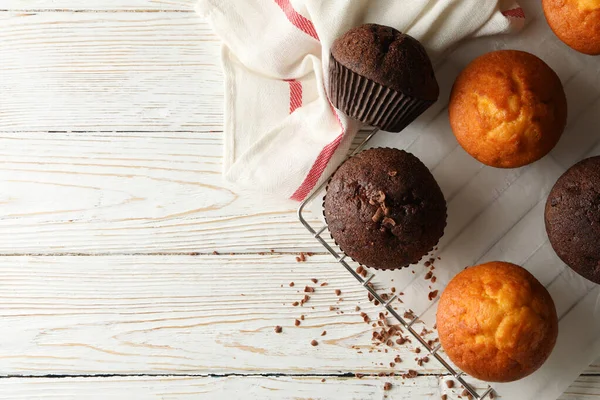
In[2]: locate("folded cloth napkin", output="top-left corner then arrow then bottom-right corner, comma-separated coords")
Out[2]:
197,0 -> 525,201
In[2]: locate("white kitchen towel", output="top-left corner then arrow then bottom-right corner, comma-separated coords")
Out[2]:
197,0 -> 525,201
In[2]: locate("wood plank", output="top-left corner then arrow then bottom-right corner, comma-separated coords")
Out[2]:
0,375 -> 597,399
0,132 -> 328,254
0,254 -> 597,379
1,0 -> 195,11
0,12 -> 222,132
0,254 -> 447,375
0,376 -> 447,400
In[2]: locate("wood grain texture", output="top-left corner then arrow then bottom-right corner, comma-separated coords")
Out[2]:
0,376 -> 454,400
1,0 -> 195,11
0,132 -> 328,254
0,12 -> 222,132
0,254 -> 598,378
0,375 -> 598,400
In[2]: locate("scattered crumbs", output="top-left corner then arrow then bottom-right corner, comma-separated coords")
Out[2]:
211,251 -> 219,255
415,347 -> 421,354
424,271 -> 433,280
356,266 -> 364,275
441,395 -> 448,400
374,300 -> 380,306
461,389 -> 472,399
274,326 -> 282,333
298,252 -> 307,262
321,378 -> 326,383
307,252 -> 314,256
300,295 -> 310,306
311,278 -> 318,284
396,337 -> 406,345
335,289 -> 342,296
394,356 -> 402,363
304,286 -> 315,293
402,370 -> 418,379
295,319 -> 301,326
378,372 -> 385,377
289,282 -> 295,287
300,315 -> 305,320
321,330 -> 327,336
431,276 -> 437,283
320,282 -> 328,287
355,305 -> 361,312
295,257 -> 301,262
445,380 -> 454,389
391,287 -> 396,293
383,382 -> 392,391
292,301 -> 299,307
389,362 -> 395,368
311,339 -> 318,346
368,292 -> 374,302
404,310 -> 416,320
428,290 -> 439,301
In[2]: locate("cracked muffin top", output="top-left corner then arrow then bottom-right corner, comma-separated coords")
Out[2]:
323,148 -> 446,270
436,262 -> 558,382
330,23 -> 439,101
543,0 -> 600,55
545,156 -> 600,284
449,50 -> 567,168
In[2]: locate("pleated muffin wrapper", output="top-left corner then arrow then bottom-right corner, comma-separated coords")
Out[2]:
322,147 -> 447,271
328,56 -> 435,133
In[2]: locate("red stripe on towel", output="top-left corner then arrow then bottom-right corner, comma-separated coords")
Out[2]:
501,7 -> 525,19
285,79 -> 303,114
274,0 -> 319,40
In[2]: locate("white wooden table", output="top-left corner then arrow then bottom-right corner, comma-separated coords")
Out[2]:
0,1 -> 599,398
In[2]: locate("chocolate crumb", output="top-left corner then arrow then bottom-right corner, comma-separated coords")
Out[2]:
428,290 -> 439,301
441,396 -> 448,400
424,261 -> 431,267
424,271 -> 433,280
335,289 -> 341,296
321,378 -> 326,382
384,382 -> 392,391
355,306 -> 361,312
311,278 -> 318,284
299,252 -> 306,262
394,356 -> 402,363
374,300 -> 380,306
292,301 -> 299,307
311,340 -> 318,346
391,287 -> 396,293
320,282 -> 328,287
295,257 -> 301,262
300,315 -> 305,320
289,282 -> 295,287
304,286 -> 314,293
356,266 -> 364,275
274,326 -> 282,333
321,330 -> 327,336
431,276 -> 437,283
415,348 -> 421,353
396,337 -> 406,345
211,251 -> 218,255
445,380 -> 454,389
355,373 -> 364,379
378,372 -> 385,377
368,293 -> 374,302
295,319 -> 300,326
489,391 -> 495,399
461,389 -> 472,399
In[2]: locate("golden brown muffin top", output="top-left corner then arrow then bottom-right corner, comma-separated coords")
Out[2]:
449,50 -> 567,168
543,0 -> 600,55
436,262 -> 558,382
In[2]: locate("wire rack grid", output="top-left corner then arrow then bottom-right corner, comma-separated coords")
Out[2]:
297,127 -> 495,400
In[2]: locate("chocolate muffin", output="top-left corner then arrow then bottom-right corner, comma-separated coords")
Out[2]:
437,262 -> 558,382
545,156 -> 600,284
323,148 -> 446,270
329,24 -> 439,132
543,0 -> 600,55
449,50 -> 567,168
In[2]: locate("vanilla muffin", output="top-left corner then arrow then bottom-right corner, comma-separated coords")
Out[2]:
437,262 -> 558,382
543,0 -> 600,55
449,50 -> 567,168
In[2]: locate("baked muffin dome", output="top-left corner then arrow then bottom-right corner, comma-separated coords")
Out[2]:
323,148 -> 446,270
543,0 -> 600,55
329,24 -> 439,132
545,156 -> 600,284
449,50 -> 567,168
437,262 -> 558,382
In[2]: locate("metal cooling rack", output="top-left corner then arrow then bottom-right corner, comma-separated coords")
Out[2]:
297,127 -> 495,400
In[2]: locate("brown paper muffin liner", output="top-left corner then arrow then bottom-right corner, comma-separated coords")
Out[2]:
328,55 -> 434,133
322,147 -> 447,271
